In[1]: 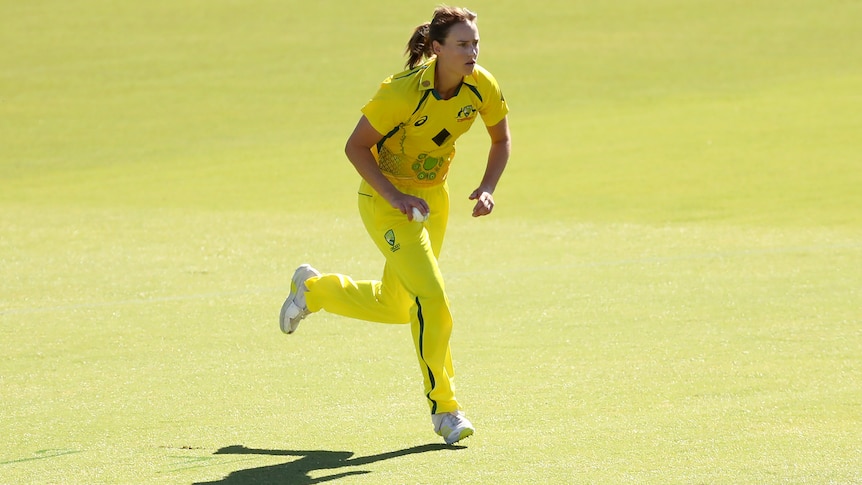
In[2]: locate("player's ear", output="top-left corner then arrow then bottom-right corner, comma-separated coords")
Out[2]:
431,40 -> 442,54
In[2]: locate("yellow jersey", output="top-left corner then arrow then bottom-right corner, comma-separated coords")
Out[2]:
361,58 -> 509,188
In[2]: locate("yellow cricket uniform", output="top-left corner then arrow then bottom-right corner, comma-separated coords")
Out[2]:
304,58 -> 508,414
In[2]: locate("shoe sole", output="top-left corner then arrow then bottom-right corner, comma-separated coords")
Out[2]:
446,427 -> 474,445
279,264 -> 319,334
278,296 -> 299,334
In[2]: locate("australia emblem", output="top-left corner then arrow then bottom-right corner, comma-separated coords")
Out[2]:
385,229 -> 401,252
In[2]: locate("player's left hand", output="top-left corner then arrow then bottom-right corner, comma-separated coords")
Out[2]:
469,189 -> 495,217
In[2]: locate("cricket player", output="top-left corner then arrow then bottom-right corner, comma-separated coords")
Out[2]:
279,6 -> 510,445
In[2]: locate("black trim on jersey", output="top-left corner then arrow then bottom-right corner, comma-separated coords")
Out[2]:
375,89 -> 432,152
394,65 -> 427,80
466,83 -> 483,102
376,124 -> 402,152
412,89 -> 433,116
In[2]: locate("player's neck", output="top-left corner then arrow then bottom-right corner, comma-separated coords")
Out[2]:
435,70 -> 463,100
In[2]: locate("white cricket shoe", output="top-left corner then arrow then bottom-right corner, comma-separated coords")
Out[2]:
279,264 -> 320,334
432,410 -> 475,445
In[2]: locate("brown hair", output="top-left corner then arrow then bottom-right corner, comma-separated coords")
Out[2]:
405,6 -> 477,69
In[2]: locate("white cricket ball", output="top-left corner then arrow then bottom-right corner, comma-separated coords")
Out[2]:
411,207 -> 428,223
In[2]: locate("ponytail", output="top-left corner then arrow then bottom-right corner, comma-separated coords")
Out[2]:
404,7 -> 478,70
405,22 -> 432,69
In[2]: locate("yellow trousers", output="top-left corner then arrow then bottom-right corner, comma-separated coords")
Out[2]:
304,179 -> 459,414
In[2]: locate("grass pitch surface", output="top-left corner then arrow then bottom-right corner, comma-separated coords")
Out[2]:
2,1 -> 860,483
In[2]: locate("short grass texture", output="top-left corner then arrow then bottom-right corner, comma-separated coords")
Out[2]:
2,1 -> 861,483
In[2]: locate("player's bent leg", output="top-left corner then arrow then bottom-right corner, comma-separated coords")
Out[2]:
304,272 -> 411,324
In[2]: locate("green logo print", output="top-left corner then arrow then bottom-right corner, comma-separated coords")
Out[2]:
457,105 -> 476,120
385,229 -> 400,252
412,154 -> 443,181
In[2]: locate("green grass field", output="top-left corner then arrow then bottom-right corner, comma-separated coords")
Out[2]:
2,1 -> 861,483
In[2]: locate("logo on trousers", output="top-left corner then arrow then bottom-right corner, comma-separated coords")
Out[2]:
385,229 -> 400,252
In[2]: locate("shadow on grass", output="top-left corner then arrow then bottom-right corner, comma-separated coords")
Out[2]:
192,443 -> 463,484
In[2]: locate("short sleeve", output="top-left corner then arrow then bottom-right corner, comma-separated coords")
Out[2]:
477,69 -> 509,127
361,78 -> 411,136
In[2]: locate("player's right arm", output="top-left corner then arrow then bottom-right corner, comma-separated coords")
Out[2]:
345,116 -> 429,218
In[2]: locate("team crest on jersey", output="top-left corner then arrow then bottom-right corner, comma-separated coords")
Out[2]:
385,229 -> 400,252
457,105 -> 477,122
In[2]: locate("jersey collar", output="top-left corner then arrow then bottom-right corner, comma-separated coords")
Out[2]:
418,58 -> 478,94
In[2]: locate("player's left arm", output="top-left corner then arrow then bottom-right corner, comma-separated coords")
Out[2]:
469,115 -> 511,217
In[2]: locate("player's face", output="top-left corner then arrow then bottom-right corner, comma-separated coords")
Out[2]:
434,21 -> 480,77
